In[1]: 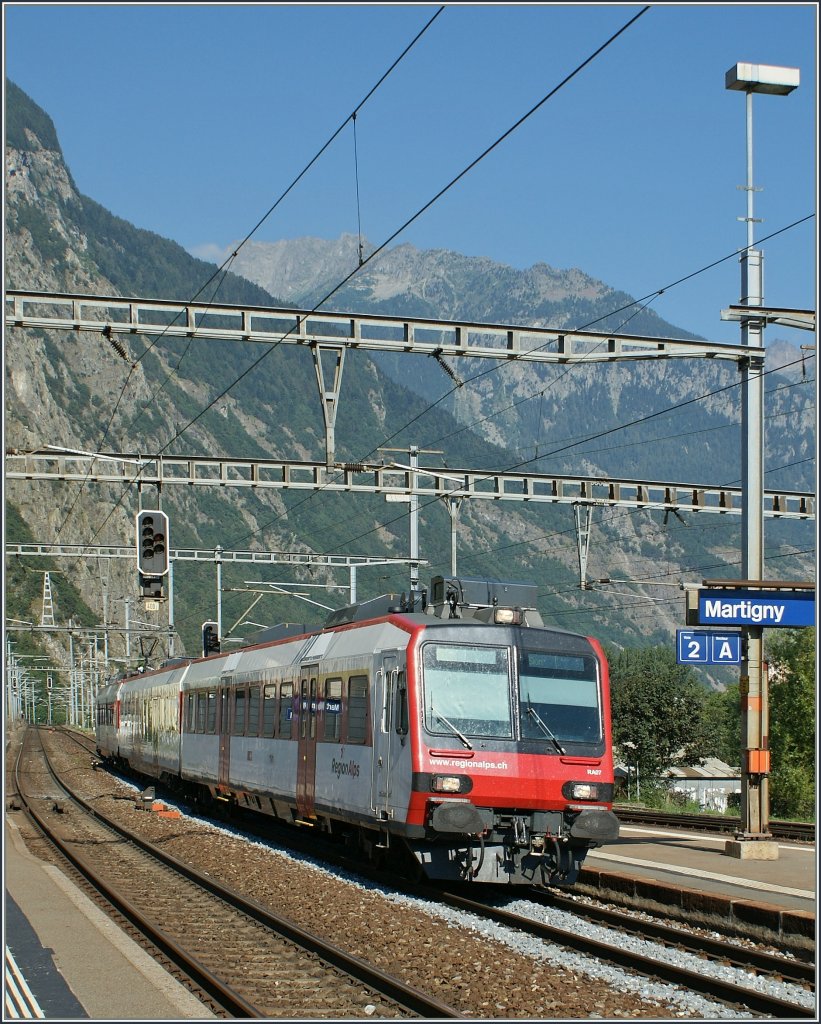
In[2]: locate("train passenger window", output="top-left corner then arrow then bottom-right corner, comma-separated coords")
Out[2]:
347,675 -> 369,744
206,691 -> 217,733
234,689 -> 246,735
309,679 -> 317,740
279,682 -> 294,738
196,692 -> 208,733
262,684 -> 277,737
299,680 -> 308,739
247,686 -> 261,736
324,678 -> 342,741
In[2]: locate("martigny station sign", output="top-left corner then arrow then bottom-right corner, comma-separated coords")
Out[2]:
689,587 -> 815,629
679,585 -> 814,665
698,588 -> 814,627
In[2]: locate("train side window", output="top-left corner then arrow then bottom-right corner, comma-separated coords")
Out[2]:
262,684 -> 277,737
247,685 -> 261,736
324,678 -> 342,741
206,691 -> 217,733
279,682 -> 294,738
196,692 -> 207,733
381,669 -> 393,734
299,680 -> 309,739
347,674 -> 369,744
395,671 -> 408,736
185,693 -> 195,733
309,678 -> 317,740
234,688 -> 247,736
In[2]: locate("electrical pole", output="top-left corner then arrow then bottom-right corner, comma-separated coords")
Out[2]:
724,62 -> 799,861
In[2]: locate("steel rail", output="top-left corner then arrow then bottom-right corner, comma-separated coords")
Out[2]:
614,806 -> 816,842
434,887 -> 814,1018
14,731 -> 258,1018
19,727 -> 463,1020
542,890 -> 815,986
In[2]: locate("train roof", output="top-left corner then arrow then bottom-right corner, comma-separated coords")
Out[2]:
114,576 -> 596,682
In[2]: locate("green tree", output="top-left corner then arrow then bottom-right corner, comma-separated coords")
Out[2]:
608,645 -> 714,797
766,628 -> 816,819
703,683 -> 742,767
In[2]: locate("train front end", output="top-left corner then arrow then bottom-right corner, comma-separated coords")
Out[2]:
404,577 -> 620,886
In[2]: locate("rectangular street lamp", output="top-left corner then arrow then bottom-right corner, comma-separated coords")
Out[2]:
725,63 -> 800,95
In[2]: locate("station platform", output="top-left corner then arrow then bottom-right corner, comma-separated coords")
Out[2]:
3,814 -> 213,1020
582,822 -> 815,945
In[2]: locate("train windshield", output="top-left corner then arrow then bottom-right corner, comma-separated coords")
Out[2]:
517,648 -> 602,745
422,643 -> 513,740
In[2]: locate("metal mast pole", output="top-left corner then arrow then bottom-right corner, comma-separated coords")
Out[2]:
724,62 -> 798,860
216,546 -> 223,644
167,559 -> 175,658
409,447 -> 420,597
739,84 -> 768,843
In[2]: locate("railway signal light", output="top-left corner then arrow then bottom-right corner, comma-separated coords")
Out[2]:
136,510 -> 169,577
136,509 -> 169,600
202,621 -> 220,657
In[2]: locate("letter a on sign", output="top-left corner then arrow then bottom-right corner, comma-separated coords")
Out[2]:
711,634 -> 741,664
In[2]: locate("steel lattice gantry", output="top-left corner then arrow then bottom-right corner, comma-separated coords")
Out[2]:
5,449 -> 814,518
5,289 -> 773,467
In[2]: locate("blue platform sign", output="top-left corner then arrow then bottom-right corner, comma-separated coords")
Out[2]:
697,589 -> 814,628
677,630 -> 742,665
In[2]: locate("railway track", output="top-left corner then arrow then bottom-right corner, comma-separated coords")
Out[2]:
433,887 -> 815,1019
42,729 -> 816,1018
614,805 -> 815,843
542,890 -> 815,987
13,728 -> 462,1020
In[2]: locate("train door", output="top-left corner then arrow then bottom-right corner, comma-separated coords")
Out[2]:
296,667 -> 318,819
217,675 -> 232,789
371,654 -> 398,820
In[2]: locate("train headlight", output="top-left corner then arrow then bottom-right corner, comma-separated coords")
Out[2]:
562,781 -> 603,801
493,608 -> 522,624
431,774 -> 472,794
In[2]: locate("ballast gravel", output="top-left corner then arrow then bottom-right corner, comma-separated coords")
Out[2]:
22,732 -> 815,1020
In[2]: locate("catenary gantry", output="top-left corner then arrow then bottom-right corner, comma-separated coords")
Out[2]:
5,448 -> 814,519
5,289 -> 782,467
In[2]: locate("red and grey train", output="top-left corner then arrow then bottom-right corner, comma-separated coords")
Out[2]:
95,576 -> 619,885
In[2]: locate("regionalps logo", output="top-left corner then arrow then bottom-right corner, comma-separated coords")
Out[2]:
332,757 -> 360,779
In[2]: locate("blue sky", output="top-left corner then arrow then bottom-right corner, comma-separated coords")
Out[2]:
4,3 -> 817,345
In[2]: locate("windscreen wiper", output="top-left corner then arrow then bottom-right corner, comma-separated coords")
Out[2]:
435,712 -> 473,750
526,699 -> 566,754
